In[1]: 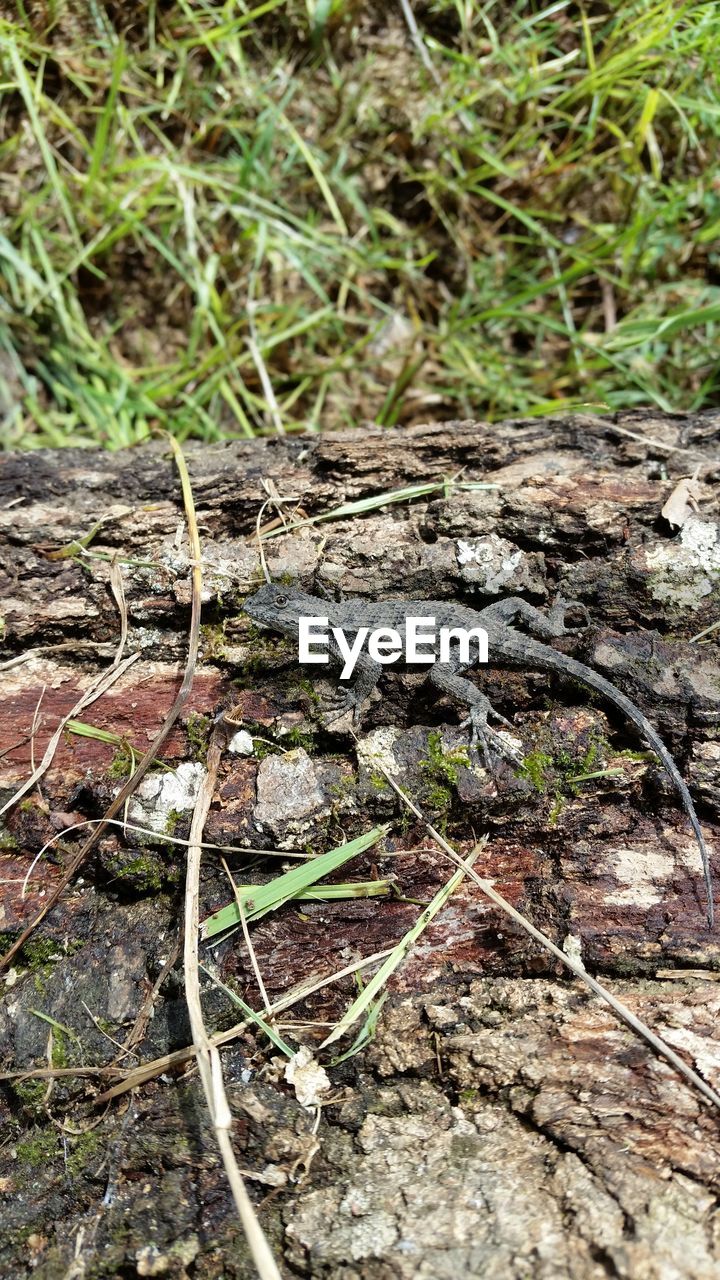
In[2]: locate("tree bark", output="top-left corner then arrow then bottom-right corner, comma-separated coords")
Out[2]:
1,409 -> 719,1279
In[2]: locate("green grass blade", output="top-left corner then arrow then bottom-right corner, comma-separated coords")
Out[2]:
321,843 -> 481,1048
200,824 -> 390,938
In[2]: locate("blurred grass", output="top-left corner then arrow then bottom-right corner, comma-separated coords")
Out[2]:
0,0 -> 719,448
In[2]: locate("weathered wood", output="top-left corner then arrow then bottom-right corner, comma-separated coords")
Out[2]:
1,410 -> 719,1279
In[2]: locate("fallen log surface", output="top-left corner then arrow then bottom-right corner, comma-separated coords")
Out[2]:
1,409 -> 719,1279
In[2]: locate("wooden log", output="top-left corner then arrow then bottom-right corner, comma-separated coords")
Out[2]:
1,410 -> 719,1279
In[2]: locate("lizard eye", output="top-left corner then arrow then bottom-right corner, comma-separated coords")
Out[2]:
274,593 -> 288,608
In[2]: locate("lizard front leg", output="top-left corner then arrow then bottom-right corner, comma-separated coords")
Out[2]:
479,594 -> 589,638
429,663 -> 522,768
320,643 -> 383,729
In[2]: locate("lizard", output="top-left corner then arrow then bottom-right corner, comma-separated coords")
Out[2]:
244,582 -> 714,927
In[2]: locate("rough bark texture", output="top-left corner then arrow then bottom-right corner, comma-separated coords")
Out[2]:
1,409 -> 719,1280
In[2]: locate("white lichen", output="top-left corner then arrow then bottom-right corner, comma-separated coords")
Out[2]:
456,534 -> 541,594
227,729 -> 254,755
644,517 -> 720,610
356,727 -> 403,778
127,761 -> 206,833
604,845 -> 674,907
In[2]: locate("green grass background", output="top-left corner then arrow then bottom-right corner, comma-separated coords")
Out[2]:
1,0 -> 719,448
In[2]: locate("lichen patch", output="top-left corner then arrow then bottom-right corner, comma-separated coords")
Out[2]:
643,516 -> 720,609
127,761 -> 206,833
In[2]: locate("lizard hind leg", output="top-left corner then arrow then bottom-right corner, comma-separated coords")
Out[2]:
428,664 -> 522,769
482,595 -> 590,638
460,704 -> 525,770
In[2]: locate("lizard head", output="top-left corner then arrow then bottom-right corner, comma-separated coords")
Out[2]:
244,581 -> 320,635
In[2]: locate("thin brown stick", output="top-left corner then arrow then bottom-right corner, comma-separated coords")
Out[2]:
118,935 -> 182,1058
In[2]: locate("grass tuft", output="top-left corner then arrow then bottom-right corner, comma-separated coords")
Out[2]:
2,1 -> 719,448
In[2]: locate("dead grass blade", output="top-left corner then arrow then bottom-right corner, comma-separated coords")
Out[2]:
690,619 -> 720,643
398,0 -> 443,89
56,949 -> 397,1104
321,841 -> 483,1048
0,641 -> 120,672
109,557 -> 128,664
257,479 -> 497,541
221,855 -> 272,1013
247,322 -> 284,434
184,728 -> 282,1280
605,423 -> 710,459
28,684 -> 46,801
176,439 -> 281,1278
255,497 -> 273,584
20,816 -> 319,898
398,0 -> 474,133
199,963 -> 296,1058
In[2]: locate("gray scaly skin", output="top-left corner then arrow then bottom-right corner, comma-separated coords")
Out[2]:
244,583 -> 713,926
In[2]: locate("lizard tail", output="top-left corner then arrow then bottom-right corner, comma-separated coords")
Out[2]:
517,636 -> 714,928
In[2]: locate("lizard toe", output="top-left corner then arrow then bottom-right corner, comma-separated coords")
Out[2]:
322,697 -> 357,727
461,711 -> 523,768
488,708 -> 515,730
